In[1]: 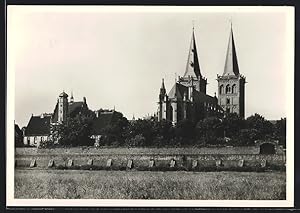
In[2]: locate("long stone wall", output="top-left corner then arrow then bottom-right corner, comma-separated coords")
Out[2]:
15,146 -> 260,155
15,147 -> 286,171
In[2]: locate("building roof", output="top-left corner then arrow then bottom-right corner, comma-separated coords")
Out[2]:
183,30 -> 202,79
91,112 -> 116,135
223,25 -> 240,77
15,124 -> 23,137
59,91 -> 68,97
25,115 -> 51,136
168,83 -> 218,106
68,101 -> 87,116
168,83 -> 186,100
52,101 -> 88,122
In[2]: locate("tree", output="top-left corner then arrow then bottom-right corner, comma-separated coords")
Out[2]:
275,118 -> 286,146
196,117 -> 222,145
245,113 -> 275,139
125,134 -> 146,147
51,109 -> 95,147
238,128 -> 260,146
222,113 -> 245,138
173,119 -> 196,145
101,112 -> 129,146
125,119 -> 157,146
151,120 -> 173,146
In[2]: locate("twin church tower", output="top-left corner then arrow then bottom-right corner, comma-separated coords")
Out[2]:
157,24 -> 246,125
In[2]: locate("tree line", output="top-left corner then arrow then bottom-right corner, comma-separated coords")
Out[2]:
38,109 -> 286,148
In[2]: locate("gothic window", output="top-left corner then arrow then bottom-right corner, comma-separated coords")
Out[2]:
232,84 -> 237,93
226,98 -> 230,104
226,84 -> 231,94
219,85 -> 224,94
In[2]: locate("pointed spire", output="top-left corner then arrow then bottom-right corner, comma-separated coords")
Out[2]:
160,78 -> 166,96
161,78 -> 165,89
223,22 -> 240,76
70,91 -> 74,103
183,27 -> 202,78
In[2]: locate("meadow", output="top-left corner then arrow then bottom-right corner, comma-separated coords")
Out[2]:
15,169 -> 286,200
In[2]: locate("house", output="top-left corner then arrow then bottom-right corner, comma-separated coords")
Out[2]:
23,114 -> 51,147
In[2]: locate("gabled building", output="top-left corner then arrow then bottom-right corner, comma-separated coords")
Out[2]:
157,28 -> 223,125
23,114 -> 51,146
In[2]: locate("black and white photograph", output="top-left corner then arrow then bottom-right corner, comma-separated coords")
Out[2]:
6,6 -> 294,207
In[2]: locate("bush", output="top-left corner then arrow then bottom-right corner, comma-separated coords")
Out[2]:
38,140 -> 55,148
125,134 -> 146,147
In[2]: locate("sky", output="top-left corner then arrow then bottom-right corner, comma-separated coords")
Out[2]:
8,6 -> 293,127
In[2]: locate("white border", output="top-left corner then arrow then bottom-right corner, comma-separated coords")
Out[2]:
6,6 -> 295,207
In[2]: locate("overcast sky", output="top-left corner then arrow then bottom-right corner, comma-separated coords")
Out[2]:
8,6 -> 293,127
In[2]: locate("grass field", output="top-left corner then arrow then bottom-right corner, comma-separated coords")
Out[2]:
15,169 -> 286,200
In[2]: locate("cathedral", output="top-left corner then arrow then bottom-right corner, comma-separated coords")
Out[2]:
157,25 -> 246,125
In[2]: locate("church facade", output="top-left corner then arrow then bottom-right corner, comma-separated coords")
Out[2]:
157,25 -> 246,125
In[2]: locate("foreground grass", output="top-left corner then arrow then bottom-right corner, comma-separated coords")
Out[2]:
15,169 -> 285,200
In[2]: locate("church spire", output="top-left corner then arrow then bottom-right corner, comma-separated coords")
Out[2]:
223,23 -> 240,76
161,78 -> 166,91
159,78 -> 166,102
183,28 -> 202,78
70,91 -> 74,103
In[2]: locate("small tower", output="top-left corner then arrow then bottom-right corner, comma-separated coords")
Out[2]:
158,79 -> 166,122
58,91 -> 68,123
217,23 -> 246,118
70,91 -> 74,104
